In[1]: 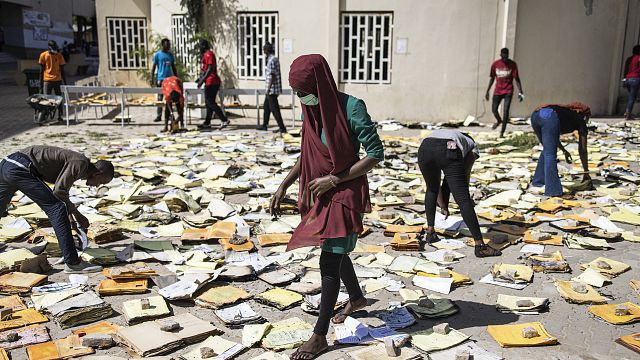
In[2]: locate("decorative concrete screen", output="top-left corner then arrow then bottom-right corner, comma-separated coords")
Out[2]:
340,12 -> 393,84
237,12 -> 278,80
106,17 -> 148,70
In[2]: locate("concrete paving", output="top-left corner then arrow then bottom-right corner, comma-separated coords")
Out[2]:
0,84 -> 637,360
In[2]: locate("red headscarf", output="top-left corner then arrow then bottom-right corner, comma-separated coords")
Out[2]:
287,54 -> 371,250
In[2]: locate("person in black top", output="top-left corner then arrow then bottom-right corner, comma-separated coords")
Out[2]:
530,102 -> 591,196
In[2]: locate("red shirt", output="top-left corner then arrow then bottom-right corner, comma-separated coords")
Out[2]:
201,50 -> 221,86
490,59 -> 519,96
162,76 -> 184,106
625,54 -> 640,79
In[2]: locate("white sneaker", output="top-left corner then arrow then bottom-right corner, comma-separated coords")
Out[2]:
64,261 -> 102,274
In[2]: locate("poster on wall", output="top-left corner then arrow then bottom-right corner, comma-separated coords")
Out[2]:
33,26 -> 48,41
22,9 -> 72,49
23,10 -> 51,27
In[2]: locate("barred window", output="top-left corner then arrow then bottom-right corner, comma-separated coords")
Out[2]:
237,12 -> 278,80
107,17 -> 148,70
340,12 -> 393,84
171,14 -> 196,77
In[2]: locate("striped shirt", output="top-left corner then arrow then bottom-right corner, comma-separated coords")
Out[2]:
265,54 -> 282,95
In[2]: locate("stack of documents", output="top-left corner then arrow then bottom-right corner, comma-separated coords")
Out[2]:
180,335 -> 245,360
262,317 -> 313,351
195,285 -> 252,309
255,288 -> 303,310
0,272 -> 47,294
496,294 -> 549,314
26,335 -> 94,359
526,251 -> 571,273
405,297 -> 458,319
103,262 -> 157,279
214,302 -> 264,328
46,291 -> 112,329
81,247 -> 119,265
487,322 -> 558,347
115,321 -> 184,356
391,232 -> 421,251
121,295 -> 170,324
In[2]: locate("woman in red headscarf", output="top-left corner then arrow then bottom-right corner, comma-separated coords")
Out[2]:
270,54 -> 384,359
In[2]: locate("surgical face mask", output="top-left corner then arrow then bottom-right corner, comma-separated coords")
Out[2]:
49,48 -> 58,54
298,93 -> 319,106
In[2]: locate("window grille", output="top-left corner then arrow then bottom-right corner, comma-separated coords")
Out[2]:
171,14 -> 196,77
340,12 -> 393,84
237,12 -> 278,79
107,17 -> 148,70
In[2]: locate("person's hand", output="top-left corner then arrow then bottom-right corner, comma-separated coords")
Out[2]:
308,175 -> 337,198
518,92 -> 525,102
485,92 -> 490,101
440,207 -> 450,219
269,188 -> 285,217
74,212 -> 90,230
563,150 -> 573,163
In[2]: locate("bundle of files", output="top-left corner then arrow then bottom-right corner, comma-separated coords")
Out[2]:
0,272 -> 47,294
496,294 -> 549,314
526,251 -> 571,273
46,291 -> 112,329
405,297 -> 459,319
390,232 -> 422,251
213,302 -> 264,328
114,313 -> 218,357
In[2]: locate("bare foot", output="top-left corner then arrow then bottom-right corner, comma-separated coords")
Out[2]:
291,334 -> 328,360
331,297 -> 368,324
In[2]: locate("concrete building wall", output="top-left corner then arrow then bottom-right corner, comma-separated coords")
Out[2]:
339,0 -> 500,122
150,0 -> 183,40
513,0 -> 626,116
95,0 -> 150,85
94,0 -> 640,121
208,0 -> 504,121
203,0 -> 338,112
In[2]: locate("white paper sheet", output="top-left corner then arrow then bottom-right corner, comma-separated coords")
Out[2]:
412,276 -> 454,294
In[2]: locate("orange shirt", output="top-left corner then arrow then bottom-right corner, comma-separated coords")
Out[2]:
38,51 -> 65,82
161,76 -> 184,106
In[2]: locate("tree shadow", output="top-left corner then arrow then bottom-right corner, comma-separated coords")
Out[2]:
402,300 -> 520,334
202,0 -> 242,92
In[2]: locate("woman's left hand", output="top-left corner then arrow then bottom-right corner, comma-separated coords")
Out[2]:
308,175 -> 337,198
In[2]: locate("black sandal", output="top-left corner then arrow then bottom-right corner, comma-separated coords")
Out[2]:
291,347 -> 329,360
425,231 -> 440,244
475,244 -> 502,258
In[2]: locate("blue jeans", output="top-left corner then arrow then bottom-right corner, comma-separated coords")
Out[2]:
0,153 -> 79,265
531,108 -> 562,196
626,77 -> 640,115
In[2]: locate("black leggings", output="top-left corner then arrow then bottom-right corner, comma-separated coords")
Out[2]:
492,93 -> 512,135
417,138 -> 483,241
313,251 -> 364,336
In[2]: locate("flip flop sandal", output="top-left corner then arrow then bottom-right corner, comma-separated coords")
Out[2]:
475,244 -> 502,258
291,347 -> 329,360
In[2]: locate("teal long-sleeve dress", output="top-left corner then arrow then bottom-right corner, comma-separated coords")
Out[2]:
311,93 -> 384,254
